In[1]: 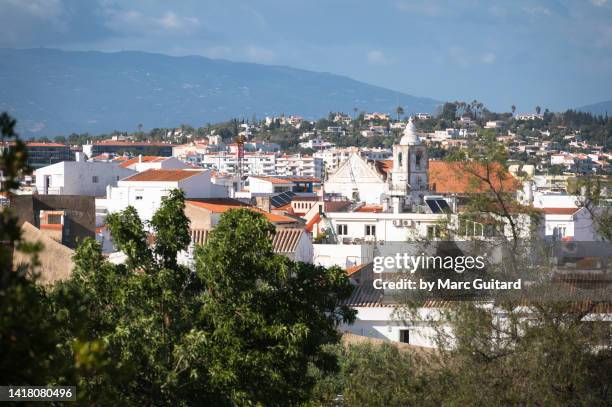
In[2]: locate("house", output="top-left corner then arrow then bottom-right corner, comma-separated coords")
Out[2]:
14,222 -> 75,285
10,194 -> 96,249
34,158 -> 135,196
104,169 -> 228,223
183,199 -> 312,263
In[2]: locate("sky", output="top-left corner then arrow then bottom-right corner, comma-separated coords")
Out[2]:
1,0 -> 611,112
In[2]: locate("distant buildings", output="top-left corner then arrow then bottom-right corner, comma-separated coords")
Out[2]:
25,142 -> 72,168
83,140 -> 176,158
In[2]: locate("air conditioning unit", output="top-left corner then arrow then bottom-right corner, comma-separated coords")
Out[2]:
402,219 -> 412,227
392,219 -> 401,227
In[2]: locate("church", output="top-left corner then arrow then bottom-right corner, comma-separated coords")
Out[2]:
323,117 -> 430,213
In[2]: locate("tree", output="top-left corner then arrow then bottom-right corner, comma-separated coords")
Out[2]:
440,102 -> 457,122
395,106 -> 404,122
53,190 -> 220,405
535,105 -> 541,115
195,209 -> 355,406
0,113 -> 66,385
511,104 -> 516,115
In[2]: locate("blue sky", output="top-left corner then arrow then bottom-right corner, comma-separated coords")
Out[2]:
1,0 -> 611,112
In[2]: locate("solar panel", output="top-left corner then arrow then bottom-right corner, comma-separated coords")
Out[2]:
425,198 -> 452,214
270,191 -> 296,208
426,199 -> 441,213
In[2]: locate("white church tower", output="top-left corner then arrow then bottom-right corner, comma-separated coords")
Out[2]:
389,117 -> 428,213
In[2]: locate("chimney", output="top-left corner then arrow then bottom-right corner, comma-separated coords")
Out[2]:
255,196 -> 271,213
138,154 -> 142,163
75,152 -> 83,162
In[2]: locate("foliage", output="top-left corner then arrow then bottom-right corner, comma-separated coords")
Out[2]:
195,208 -> 356,406
0,112 -> 66,385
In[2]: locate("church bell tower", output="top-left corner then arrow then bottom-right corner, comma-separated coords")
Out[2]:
389,117 -> 428,213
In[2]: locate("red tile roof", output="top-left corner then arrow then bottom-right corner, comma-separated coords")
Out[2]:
355,205 -> 383,213
26,142 -> 67,147
541,207 -> 579,215
123,169 -> 204,182
186,200 -> 297,223
95,140 -> 176,147
305,212 -> 321,232
428,161 -> 520,194
119,156 -> 165,168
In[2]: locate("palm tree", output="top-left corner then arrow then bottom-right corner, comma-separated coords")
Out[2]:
353,107 -> 358,119
535,106 -> 541,115
395,106 -> 404,122
511,105 -> 516,115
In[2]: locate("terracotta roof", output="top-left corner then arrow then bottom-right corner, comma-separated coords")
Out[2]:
111,156 -> 130,162
305,212 -> 321,232
186,200 -> 297,223
119,156 -> 165,168
346,263 -> 369,276
324,200 -> 352,212
355,205 -> 383,213
541,207 -> 579,215
94,140 -> 176,147
123,169 -> 204,182
40,224 -> 62,230
428,160 -> 520,194
272,228 -> 304,254
26,142 -> 67,147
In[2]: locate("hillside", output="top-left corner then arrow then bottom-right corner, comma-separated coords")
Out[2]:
577,100 -> 612,116
0,48 -> 440,137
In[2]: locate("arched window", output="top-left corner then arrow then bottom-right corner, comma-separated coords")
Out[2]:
398,152 -> 403,168
415,150 -> 423,169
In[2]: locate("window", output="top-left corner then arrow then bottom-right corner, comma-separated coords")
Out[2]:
92,176 -> 99,183
47,214 -> 62,224
399,329 -> 410,344
337,224 -> 348,235
398,152 -> 403,167
365,225 -> 376,236
427,225 -> 441,239
415,150 -> 423,169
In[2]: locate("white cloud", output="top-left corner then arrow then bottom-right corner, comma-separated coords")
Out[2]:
99,5 -> 200,36
246,46 -> 276,63
366,50 -> 390,65
591,0 -> 608,6
523,5 -> 552,16
481,52 -> 496,64
3,0 -> 64,19
395,0 -> 444,17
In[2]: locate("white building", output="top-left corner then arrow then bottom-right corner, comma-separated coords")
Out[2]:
275,154 -> 323,178
324,118 -> 428,209
315,147 -> 392,174
103,169 -> 228,223
201,152 -> 277,176
34,159 -> 135,196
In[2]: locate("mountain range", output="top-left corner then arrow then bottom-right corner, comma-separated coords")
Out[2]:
577,100 -> 612,116
0,48 -> 441,137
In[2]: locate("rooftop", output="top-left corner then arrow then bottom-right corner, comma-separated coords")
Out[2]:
119,156 -> 166,168
123,169 -> 204,182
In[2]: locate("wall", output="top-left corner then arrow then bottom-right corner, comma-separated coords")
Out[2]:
35,161 -> 135,196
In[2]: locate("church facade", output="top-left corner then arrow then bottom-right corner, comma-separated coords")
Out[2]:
324,118 -> 429,213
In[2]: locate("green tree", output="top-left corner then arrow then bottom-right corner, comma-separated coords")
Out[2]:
195,208 -> 355,406
395,106 -> 404,121
0,113 -> 65,385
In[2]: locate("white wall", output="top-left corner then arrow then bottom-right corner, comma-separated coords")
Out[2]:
313,243 -> 375,268
35,161 -> 135,196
